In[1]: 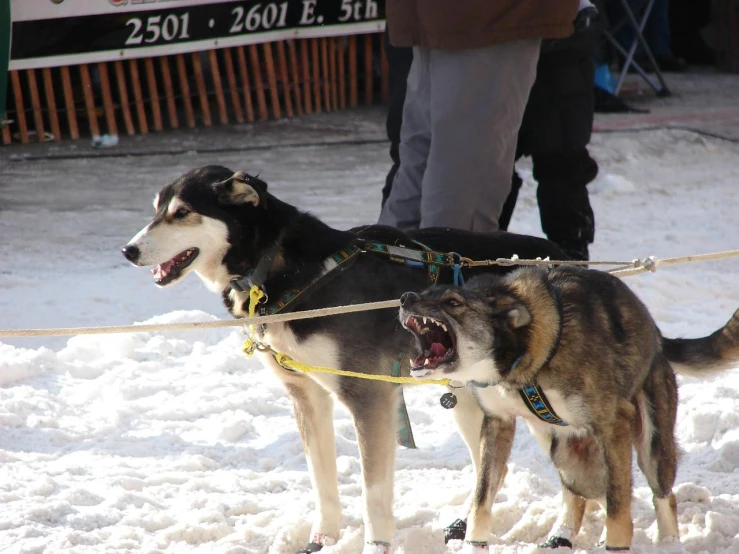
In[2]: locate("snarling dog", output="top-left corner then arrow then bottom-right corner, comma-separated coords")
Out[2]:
400,266 -> 739,552
121,165 -> 571,554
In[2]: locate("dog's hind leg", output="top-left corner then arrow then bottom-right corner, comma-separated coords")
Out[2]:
344,381 -> 401,553
466,415 -> 515,547
598,398 -> 636,551
634,362 -> 680,544
268,360 -> 341,549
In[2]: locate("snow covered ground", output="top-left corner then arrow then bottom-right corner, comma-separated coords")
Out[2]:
1,113 -> 739,554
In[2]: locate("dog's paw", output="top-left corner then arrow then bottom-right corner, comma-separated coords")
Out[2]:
443,518 -> 467,544
539,535 -> 574,549
296,533 -> 336,553
296,544 -> 324,554
362,541 -> 392,554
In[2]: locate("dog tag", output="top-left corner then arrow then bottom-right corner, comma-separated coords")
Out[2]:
440,392 -> 457,409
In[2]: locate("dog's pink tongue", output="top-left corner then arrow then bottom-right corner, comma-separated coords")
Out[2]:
152,259 -> 175,280
430,343 -> 447,357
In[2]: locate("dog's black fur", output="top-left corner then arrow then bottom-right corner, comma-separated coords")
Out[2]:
157,166 -> 571,364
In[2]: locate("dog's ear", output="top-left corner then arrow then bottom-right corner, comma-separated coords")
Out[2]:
482,289 -> 532,329
488,296 -> 532,328
214,171 -> 268,207
507,304 -> 531,328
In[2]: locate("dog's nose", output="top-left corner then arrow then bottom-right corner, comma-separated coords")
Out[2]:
121,244 -> 140,263
400,291 -> 420,306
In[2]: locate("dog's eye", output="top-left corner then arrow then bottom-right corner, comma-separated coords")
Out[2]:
445,297 -> 463,308
174,207 -> 190,219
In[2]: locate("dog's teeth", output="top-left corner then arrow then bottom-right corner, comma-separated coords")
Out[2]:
422,317 -> 427,325
424,358 -> 431,366
440,322 -> 448,331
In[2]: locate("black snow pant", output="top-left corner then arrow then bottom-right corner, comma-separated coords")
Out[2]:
499,148 -> 597,248
498,11 -> 601,256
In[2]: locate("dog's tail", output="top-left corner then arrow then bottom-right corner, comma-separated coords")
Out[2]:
662,308 -> 739,377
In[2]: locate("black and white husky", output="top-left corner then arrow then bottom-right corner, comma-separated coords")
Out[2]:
122,165 -> 569,553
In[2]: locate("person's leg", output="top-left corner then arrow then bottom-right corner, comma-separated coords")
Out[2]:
642,0 -> 671,56
522,10 -> 599,261
419,39 -> 541,232
642,0 -> 687,70
381,30 -> 413,207
533,148 -> 598,261
377,46 -> 431,230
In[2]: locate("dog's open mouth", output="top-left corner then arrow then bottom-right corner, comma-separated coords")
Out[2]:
152,248 -> 199,286
404,315 -> 455,376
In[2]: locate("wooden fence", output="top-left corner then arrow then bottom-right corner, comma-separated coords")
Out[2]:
2,33 -> 389,146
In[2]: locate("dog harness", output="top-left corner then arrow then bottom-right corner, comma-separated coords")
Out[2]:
230,239 -> 451,316
233,239 -> 568,436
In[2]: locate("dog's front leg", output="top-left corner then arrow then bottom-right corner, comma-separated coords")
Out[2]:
451,386 -> 486,474
442,386 -> 487,543
346,382 -> 400,554
465,415 -> 516,549
266,358 -> 342,549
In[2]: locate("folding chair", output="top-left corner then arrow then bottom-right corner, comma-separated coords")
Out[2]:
602,0 -> 671,96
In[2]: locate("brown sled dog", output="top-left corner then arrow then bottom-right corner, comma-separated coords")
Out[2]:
399,265 -> 739,552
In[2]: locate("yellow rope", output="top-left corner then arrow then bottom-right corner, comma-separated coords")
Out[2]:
242,283 -> 450,386
241,339 -> 451,386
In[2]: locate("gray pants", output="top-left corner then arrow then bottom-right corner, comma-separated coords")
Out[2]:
378,39 -> 541,232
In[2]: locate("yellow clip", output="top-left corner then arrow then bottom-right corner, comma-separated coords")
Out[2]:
242,338 -> 257,357
248,285 -> 266,317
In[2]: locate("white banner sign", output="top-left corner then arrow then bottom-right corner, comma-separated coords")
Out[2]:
10,0 -> 385,70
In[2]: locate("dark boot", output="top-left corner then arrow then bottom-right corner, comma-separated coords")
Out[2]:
532,149 -> 598,262
555,239 -> 591,262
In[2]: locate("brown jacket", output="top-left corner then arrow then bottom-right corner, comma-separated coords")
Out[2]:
387,1 -> 580,50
